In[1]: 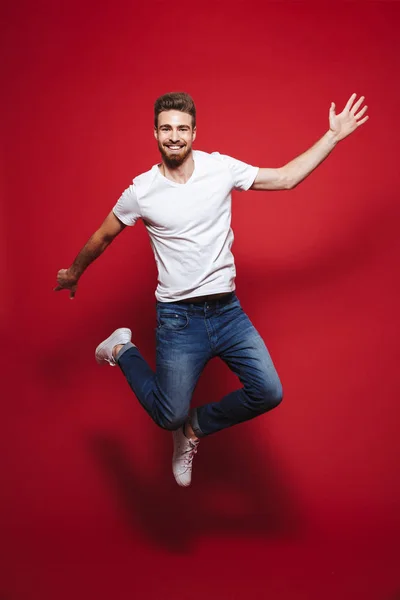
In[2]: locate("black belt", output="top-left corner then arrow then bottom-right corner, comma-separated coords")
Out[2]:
176,292 -> 233,305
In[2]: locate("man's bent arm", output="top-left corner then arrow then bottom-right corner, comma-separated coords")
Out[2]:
55,211 -> 126,298
251,93 -> 368,191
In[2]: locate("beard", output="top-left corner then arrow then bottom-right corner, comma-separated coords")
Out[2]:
158,141 -> 192,169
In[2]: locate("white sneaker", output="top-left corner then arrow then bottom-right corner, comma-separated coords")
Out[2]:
172,426 -> 200,487
95,328 -> 132,366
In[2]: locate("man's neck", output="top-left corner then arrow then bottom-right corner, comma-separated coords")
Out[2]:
160,152 -> 195,184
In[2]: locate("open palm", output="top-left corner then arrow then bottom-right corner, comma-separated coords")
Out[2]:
329,93 -> 369,141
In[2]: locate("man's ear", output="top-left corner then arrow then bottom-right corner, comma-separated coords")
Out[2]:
154,127 -> 158,140
192,126 -> 196,142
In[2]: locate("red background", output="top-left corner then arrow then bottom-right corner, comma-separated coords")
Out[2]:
2,1 -> 400,599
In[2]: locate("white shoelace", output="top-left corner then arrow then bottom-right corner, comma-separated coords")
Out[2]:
183,441 -> 198,467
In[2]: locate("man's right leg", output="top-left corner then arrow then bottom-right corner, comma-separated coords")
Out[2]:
95,307 -> 212,486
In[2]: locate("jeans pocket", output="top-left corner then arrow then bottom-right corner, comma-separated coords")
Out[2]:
157,311 -> 189,331
218,297 -> 241,317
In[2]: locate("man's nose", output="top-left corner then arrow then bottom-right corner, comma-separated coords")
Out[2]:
169,130 -> 180,142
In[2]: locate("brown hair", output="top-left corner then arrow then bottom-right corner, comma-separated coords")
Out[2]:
154,92 -> 196,128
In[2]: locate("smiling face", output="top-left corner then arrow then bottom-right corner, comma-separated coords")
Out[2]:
154,110 -> 196,168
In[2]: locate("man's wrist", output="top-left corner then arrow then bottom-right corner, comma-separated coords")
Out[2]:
326,129 -> 340,146
68,265 -> 81,281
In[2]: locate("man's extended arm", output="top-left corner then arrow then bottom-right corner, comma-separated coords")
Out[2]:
55,211 -> 126,298
251,93 -> 369,191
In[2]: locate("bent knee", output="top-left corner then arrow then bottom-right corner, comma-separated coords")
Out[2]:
155,411 -> 188,431
249,379 -> 283,411
268,381 -> 283,409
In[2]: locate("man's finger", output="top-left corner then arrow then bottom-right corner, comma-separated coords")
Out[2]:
355,105 -> 368,120
351,95 -> 365,115
357,115 -> 369,126
344,92 -> 357,112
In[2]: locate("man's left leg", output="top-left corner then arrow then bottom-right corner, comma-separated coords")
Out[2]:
190,297 -> 283,438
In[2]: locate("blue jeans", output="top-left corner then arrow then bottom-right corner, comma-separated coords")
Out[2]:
116,293 -> 283,437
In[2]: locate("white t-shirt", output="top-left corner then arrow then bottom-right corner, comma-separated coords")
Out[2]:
113,150 -> 259,302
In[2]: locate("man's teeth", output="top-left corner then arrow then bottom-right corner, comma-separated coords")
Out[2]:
167,146 -> 182,150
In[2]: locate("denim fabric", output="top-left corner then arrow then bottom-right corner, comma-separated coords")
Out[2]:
117,293 -> 283,436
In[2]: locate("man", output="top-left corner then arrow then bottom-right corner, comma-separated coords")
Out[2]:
55,91 -> 368,487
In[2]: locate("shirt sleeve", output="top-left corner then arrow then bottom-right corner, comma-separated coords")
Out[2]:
212,152 -> 259,191
112,183 -> 141,226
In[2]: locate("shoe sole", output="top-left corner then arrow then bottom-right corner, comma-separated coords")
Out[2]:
95,327 -> 132,364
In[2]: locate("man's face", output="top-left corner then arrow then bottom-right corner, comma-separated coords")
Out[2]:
154,110 -> 196,167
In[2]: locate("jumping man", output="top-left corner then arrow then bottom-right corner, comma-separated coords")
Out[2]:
55,92 -> 368,486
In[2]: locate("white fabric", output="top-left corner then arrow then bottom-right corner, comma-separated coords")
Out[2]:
113,150 -> 259,302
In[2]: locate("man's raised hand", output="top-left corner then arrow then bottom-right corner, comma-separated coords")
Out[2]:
329,93 -> 369,142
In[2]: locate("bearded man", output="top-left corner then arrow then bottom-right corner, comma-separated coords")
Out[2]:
55,91 -> 368,486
